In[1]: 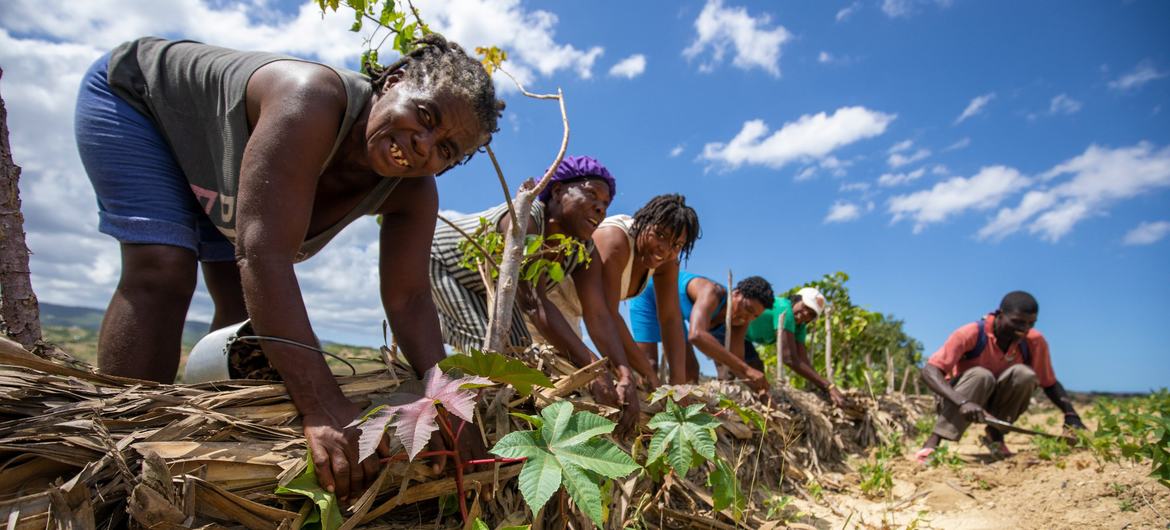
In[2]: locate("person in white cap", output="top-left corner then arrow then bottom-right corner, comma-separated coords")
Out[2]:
745,287 -> 846,408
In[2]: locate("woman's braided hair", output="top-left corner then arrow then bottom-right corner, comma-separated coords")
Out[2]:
368,33 -> 505,167
630,193 -> 702,261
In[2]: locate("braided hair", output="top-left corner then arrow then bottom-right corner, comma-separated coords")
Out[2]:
368,33 -> 505,167
630,194 -> 702,261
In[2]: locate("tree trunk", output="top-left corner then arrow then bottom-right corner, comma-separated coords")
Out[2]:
0,67 -> 43,351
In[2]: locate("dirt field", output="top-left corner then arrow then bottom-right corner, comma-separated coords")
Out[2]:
775,400 -> 1170,530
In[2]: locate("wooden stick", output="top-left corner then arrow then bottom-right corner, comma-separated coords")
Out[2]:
899,364 -> 912,394
824,305 -> 833,386
483,88 -> 569,352
774,310 -> 787,390
718,270 -> 733,380
886,348 -> 895,394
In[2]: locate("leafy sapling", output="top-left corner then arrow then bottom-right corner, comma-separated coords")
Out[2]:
646,398 -> 722,478
490,401 -> 640,528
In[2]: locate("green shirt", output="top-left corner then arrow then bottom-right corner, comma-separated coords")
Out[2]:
746,296 -> 807,345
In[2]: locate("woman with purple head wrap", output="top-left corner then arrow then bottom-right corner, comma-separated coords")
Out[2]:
429,155 -> 642,436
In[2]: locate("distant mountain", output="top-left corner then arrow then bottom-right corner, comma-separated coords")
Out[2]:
39,302 -> 213,345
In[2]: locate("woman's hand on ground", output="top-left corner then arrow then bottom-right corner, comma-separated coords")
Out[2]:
613,374 -> 640,438
302,400 -> 387,505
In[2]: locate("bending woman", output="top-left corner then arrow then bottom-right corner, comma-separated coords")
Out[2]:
430,156 -> 642,433
586,194 -> 701,389
75,35 -> 501,502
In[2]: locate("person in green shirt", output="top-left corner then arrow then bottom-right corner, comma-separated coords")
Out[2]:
745,287 -> 846,408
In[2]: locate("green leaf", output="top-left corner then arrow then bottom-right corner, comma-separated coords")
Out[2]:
490,401 -> 640,527
708,458 -> 745,520
275,456 -> 343,530
553,410 -> 615,448
645,398 -> 721,477
525,234 -> 542,255
560,462 -> 604,527
437,349 -> 553,398
490,430 -> 545,460
517,451 -> 561,516
718,395 -> 766,431
557,439 -> 640,479
510,412 -> 544,428
540,401 -> 574,445
472,519 -> 490,530
547,262 -> 565,282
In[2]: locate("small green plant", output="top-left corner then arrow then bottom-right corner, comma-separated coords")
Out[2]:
1033,435 -> 1071,465
976,478 -> 992,491
905,510 -> 932,530
1086,390 -> 1170,488
458,218 -> 590,285
914,414 -> 936,445
1119,498 -> 1136,512
927,444 -> 964,471
490,401 -> 640,528
1109,482 -> 1128,495
646,398 -> 721,478
805,478 -> 824,502
858,441 -> 901,498
763,493 -> 795,521
858,457 -> 894,497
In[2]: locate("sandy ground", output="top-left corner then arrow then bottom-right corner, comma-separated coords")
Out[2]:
776,400 -> 1170,530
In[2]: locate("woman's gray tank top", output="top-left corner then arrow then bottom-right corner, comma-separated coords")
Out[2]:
106,37 -> 397,262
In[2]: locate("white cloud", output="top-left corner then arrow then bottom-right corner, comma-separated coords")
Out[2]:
683,0 -> 792,77
608,54 -> 646,79
889,139 -> 913,153
818,51 -> 833,64
836,2 -> 861,22
887,139 -> 930,168
930,164 -> 950,176
979,142 -> 1170,242
0,0 -> 609,345
1123,221 -> 1170,246
669,145 -> 685,158
1049,94 -> 1083,115
881,0 -> 953,18
945,137 -> 972,151
888,166 -> 1029,233
840,181 -> 871,193
1108,61 -> 1167,91
700,106 -> 895,171
795,166 -> 818,181
955,92 -> 996,124
825,201 -> 862,223
878,167 -> 926,187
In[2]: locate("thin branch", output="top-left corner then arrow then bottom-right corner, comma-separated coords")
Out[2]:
406,0 -> 427,28
498,67 -> 561,100
523,88 -> 569,200
485,145 -> 518,229
436,214 -> 498,269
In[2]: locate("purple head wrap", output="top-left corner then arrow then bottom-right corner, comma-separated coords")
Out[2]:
537,155 -> 616,203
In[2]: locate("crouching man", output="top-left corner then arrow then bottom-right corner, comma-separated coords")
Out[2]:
916,291 -> 1085,463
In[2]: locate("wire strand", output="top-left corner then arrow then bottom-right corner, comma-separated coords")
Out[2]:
232,335 -> 357,376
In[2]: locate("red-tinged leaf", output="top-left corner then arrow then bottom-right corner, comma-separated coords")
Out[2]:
354,366 -> 491,461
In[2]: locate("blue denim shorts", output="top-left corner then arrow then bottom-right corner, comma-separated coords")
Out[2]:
74,52 -> 235,262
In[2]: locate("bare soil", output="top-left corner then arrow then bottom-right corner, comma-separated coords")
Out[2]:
777,401 -> 1170,530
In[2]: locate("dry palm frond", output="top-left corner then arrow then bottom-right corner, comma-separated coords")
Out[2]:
0,340 -> 928,529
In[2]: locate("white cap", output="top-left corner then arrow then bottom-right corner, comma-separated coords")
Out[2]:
796,287 -> 827,316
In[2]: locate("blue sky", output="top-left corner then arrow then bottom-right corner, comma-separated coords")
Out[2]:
2,0 -> 1167,392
